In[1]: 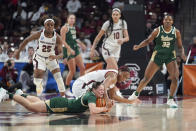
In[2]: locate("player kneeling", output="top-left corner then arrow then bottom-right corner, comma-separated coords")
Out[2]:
0,82 -> 112,114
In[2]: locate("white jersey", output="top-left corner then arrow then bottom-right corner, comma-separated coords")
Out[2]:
101,19 -> 127,47
36,29 -> 57,57
72,69 -> 118,98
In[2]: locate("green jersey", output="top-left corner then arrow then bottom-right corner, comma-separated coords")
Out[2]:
65,24 -> 77,47
45,91 -> 97,113
154,25 -> 177,59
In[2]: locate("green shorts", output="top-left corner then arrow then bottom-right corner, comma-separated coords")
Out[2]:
63,45 -> 80,60
150,50 -> 176,66
45,97 -> 69,113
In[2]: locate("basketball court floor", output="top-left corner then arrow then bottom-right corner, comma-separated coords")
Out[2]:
0,94 -> 196,131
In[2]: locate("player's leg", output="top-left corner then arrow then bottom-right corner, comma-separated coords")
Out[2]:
33,55 -> 46,96
166,60 -> 179,107
47,59 -> 66,97
13,95 -> 47,112
75,54 -> 85,76
65,58 -> 76,96
129,61 -> 160,100
105,57 -> 118,70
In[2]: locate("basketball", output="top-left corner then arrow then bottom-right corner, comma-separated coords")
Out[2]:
96,98 -> 106,107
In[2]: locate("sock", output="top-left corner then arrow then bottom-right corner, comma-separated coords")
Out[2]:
135,91 -> 139,96
7,92 -> 14,99
21,94 -> 28,98
169,96 -> 173,99
65,85 -> 70,89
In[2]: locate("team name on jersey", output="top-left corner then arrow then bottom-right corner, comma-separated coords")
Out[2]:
40,40 -> 55,45
161,35 -> 174,42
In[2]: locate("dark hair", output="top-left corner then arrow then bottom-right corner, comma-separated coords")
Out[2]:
106,8 -> 126,38
163,13 -> 173,20
90,82 -> 102,91
118,66 -> 130,72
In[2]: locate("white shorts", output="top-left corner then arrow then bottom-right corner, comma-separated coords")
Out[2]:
33,54 -> 60,71
102,42 -> 121,62
72,79 -> 93,98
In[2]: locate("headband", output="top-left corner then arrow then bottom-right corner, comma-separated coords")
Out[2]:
112,8 -> 121,13
44,19 -> 55,24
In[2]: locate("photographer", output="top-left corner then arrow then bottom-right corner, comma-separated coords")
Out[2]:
0,59 -> 22,93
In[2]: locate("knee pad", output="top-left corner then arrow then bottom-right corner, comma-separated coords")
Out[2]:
53,72 -> 65,92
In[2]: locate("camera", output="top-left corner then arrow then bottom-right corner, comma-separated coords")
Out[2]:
7,60 -> 12,67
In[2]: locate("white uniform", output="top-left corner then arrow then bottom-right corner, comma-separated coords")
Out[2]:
33,29 -> 59,71
101,19 -> 127,61
72,69 -> 118,98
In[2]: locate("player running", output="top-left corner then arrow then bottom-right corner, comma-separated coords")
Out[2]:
15,18 -> 74,97
90,8 -> 129,70
129,14 -> 186,108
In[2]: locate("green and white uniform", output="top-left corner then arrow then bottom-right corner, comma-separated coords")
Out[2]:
45,91 -> 96,113
151,25 -> 177,66
63,24 -> 80,60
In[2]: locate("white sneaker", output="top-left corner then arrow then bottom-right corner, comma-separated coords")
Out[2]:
36,86 -> 43,96
167,99 -> 178,108
116,90 -> 123,98
65,88 -> 74,97
128,91 -> 138,100
15,89 -> 23,95
0,88 -> 9,102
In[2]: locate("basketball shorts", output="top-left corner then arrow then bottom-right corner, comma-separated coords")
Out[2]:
45,97 -> 69,113
33,54 -> 60,71
63,45 -> 80,60
102,42 -> 121,62
72,79 -> 89,98
150,50 -> 177,67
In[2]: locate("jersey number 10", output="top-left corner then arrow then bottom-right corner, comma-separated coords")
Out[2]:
114,32 -> 120,39
42,45 -> 52,52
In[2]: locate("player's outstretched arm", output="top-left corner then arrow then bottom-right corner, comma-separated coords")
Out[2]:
88,103 -> 112,114
133,28 -> 159,51
108,87 -> 141,104
176,29 -> 186,61
90,29 -> 105,58
15,32 -> 41,59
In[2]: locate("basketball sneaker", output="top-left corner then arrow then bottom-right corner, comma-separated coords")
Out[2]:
15,89 -> 23,95
128,91 -> 138,100
0,88 -> 9,102
167,99 -> 178,108
65,88 -> 74,98
36,86 -> 43,96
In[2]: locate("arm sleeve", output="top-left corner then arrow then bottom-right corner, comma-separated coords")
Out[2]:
88,95 -> 97,104
101,21 -> 110,31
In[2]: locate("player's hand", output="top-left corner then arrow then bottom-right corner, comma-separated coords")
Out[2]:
106,99 -> 113,108
49,55 -> 56,60
68,48 -> 75,55
133,45 -> 140,51
181,53 -> 187,62
14,50 -> 20,60
90,49 -> 95,58
117,39 -> 124,45
132,98 -> 142,104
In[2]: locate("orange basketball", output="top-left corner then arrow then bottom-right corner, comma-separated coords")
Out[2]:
96,98 -> 106,107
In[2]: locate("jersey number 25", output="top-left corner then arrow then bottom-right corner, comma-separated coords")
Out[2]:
42,45 -> 52,52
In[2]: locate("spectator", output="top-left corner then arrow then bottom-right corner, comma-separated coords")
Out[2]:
19,61 -> 35,92
6,48 -> 15,61
23,47 -> 35,62
112,0 -> 125,10
187,36 -> 196,63
0,59 -> 22,93
66,0 -> 81,14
